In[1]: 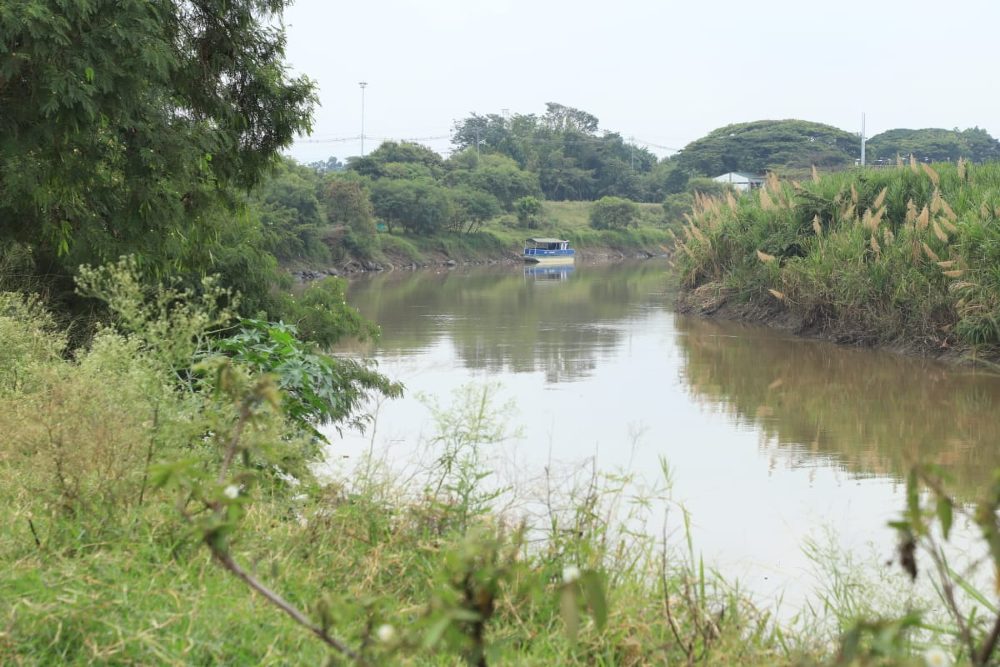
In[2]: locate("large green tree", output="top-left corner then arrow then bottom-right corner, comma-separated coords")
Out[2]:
0,0 -> 315,294
866,128 -> 1000,163
449,104 -> 658,202
675,120 -> 858,175
370,178 -> 452,235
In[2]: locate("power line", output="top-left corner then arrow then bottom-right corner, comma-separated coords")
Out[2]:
296,131 -> 683,156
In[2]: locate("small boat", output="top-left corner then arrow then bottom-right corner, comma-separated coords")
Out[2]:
522,237 -> 575,265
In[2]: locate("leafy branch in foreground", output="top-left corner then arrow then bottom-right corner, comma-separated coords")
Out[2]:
214,317 -> 402,442
155,359 -> 365,663
882,463 -> 1000,666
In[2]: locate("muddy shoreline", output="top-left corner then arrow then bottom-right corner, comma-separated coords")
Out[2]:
675,281 -> 1000,369
289,246 -> 662,282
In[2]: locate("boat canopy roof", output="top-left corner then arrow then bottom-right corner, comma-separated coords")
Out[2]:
525,237 -> 569,244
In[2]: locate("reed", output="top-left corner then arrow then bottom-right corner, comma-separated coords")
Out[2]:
672,162 -> 1000,357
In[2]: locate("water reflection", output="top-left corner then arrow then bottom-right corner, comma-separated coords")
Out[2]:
345,262 -> 667,383
674,315 -> 1000,493
523,264 -> 574,281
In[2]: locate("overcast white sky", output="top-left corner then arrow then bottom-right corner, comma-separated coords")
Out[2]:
282,0 -> 999,164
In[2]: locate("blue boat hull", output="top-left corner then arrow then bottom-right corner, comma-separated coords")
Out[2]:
522,249 -> 575,265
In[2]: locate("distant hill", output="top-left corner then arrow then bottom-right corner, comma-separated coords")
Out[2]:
673,120 -> 1000,177
866,127 -> 1000,164
674,120 -> 858,176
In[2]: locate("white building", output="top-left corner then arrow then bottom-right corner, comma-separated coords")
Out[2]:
712,172 -> 765,192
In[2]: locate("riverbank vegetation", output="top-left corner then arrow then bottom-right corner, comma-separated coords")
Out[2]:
0,264 -> 809,665
252,155 -> 672,270
672,160 -> 1000,362
7,3 -> 1000,664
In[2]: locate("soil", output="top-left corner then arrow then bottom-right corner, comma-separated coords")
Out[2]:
289,245 -> 662,282
675,281 -> 1000,369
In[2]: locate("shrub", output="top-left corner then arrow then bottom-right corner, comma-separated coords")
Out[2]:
514,196 -> 543,229
589,196 -> 640,230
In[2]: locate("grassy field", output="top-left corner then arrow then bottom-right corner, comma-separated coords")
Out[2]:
672,161 -> 1000,361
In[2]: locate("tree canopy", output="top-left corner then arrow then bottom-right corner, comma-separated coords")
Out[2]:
866,128 -> 1000,164
0,0 -> 314,300
450,104 -> 660,202
674,120 -> 859,176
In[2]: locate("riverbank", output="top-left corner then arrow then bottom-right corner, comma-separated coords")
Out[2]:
672,162 -> 1000,366
288,200 -> 672,280
0,277 -> 818,665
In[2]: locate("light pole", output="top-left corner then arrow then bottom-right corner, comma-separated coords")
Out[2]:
359,81 -> 368,156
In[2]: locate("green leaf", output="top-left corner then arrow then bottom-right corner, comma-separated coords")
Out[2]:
422,616 -> 452,650
906,469 -> 922,533
560,586 -> 579,642
580,570 -> 607,631
84,66 -> 94,83
936,496 -> 953,540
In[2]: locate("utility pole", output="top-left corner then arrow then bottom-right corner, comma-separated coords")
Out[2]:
860,112 -> 866,167
475,125 -> 481,159
629,136 -> 635,171
359,81 -> 368,156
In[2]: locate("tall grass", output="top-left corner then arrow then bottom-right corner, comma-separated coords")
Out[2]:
672,162 -> 1000,358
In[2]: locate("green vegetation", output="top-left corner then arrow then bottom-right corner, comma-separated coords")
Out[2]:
674,120 -> 860,175
0,269 -> 803,665
0,0 -> 314,318
590,196 -> 641,230
673,160 -> 1000,359
672,121 -> 1000,179
867,128 -> 1000,164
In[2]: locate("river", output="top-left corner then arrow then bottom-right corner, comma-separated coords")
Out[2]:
324,259 -> 1000,612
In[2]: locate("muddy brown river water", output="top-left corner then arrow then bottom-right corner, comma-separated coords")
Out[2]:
325,260 -> 1000,610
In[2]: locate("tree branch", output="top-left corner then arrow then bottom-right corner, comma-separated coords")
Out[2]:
211,546 -> 364,663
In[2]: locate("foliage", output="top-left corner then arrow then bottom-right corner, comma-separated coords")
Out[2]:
445,153 -> 542,210
867,127 -> 1000,164
324,176 -> 379,256
880,462 -> 1000,666
514,196 -> 544,229
450,104 -> 657,202
215,317 -> 400,443
0,0 -> 315,297
589,196 -> 640,230
449,187 -> 503,233
672,161 -> 1000,358
370,178 -> 453,235
348,141 -> 445,180
674,120 -> 859,175
254,159 -> 331,265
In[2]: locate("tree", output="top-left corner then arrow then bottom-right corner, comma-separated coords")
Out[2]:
0,0 -> 315,296
450,114 -> 528,166
446,154 -> 542,210
449,106 -> 662,202
449,187 -> 502,233
514,196 -> 543,229
867,128 -> 1000,163
324,176 -> 378,256
675,120 -> 857,175
370,179 -> 452,235
348,141 -> 444,179
589,197 -> 639,230
308,156 -> 345,173
543,103 -> 599,134
254,159 -> 329,264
